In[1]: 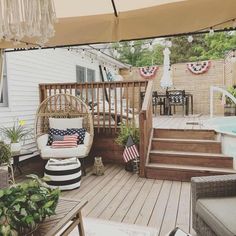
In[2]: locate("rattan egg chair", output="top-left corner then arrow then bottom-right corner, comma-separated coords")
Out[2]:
35,93 -> 94,175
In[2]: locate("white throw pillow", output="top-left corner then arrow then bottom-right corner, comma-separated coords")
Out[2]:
49,117 -> 83,129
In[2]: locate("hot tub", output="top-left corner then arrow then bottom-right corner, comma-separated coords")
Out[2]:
205,117 -> 236,169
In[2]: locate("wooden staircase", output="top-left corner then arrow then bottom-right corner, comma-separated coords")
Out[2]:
145,128 -> 236,181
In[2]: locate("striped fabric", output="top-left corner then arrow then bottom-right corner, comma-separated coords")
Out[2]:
45,158 -> 81,190
123,136 -> 139,163
52,135 -> 78,148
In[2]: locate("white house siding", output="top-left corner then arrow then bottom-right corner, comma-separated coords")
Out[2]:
0,48 -> 125,160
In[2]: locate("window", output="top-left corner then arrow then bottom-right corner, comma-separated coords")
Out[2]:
0,53 -> 8,107
76,66 -> 96,102
87,68 -> 96,101
76,65 -> 86,83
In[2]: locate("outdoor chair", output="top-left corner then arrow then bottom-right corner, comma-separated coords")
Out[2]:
35,93 -> 94,175
152,91 -> 165,116
191,174 -> 236,236
166,90 -> 186,116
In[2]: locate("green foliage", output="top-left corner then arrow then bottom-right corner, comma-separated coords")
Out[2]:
0,175 -> 60,236
114,32 -> 236,65
115,123 -> 139,147
0,143 -> 11,165
0,122 -> 31,143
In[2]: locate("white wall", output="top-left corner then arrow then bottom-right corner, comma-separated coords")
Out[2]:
0,48 -> 122,155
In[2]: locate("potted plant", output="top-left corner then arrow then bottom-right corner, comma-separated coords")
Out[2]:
224,86 -> 236,116
0,175 -> 60,236
115,123 -> 139,146
115,122 -> 139,172
0,119 -> 31,152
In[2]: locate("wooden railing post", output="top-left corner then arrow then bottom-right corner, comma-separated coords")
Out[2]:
139,80 -> 153,178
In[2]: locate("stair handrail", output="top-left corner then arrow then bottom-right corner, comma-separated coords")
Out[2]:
210,86 -> 236,118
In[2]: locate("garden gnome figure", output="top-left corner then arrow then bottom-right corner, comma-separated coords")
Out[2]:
93,157 -> 105,176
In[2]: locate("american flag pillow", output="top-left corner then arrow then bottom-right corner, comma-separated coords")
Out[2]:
52,135 -> 78,148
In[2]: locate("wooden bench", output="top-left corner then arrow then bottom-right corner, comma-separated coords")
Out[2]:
37,198 -> 87,236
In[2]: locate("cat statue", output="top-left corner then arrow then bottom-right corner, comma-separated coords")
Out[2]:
92,157 -> 105,176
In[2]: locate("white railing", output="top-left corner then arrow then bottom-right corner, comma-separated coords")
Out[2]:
210,86 -> 236,117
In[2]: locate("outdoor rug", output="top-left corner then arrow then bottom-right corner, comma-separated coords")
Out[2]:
58,217 -> 158,236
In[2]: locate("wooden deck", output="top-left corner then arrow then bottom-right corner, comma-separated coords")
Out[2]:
153,115 -> 211,130
16,161 -> 195,236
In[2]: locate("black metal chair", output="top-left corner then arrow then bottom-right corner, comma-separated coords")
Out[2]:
166,90 -> 186,116
152,91 -> 165,116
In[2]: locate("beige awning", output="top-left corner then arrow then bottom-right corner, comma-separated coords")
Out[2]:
1,0 -> 236,49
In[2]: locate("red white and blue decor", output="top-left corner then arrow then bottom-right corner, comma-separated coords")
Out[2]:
139,66 -> 158,79
187,61 -> 211,75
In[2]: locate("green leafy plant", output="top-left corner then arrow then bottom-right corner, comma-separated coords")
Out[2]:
0,120 -> 31,143
115,122 -> 139,147
0,143 -> 11,165
0,175 -> 60,236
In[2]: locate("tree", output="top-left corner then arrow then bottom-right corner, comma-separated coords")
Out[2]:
112,32 -> 236,66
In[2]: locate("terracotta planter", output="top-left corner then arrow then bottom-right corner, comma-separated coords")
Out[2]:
224,104 -> 236,116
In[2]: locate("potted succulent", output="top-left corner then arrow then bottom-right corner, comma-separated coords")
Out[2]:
0,175 -> 60,236
0,120 -> 31,152
224,86 -> 236,116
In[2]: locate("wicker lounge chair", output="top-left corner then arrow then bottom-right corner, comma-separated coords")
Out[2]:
191,174 -> 236,236
35,93 -> 94,175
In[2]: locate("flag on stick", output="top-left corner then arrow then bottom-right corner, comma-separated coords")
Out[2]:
123,136 -> 139,163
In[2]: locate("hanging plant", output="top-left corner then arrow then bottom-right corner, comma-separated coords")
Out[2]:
139,66 -> 158,79
187,61 -> 211,75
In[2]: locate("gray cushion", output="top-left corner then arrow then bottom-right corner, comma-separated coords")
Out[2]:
196,196 -> 236,236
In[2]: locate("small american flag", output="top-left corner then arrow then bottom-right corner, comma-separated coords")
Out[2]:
123,136 -> 139,163
52,135 -> 78,148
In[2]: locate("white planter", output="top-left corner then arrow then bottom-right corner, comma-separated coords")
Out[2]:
10,142 -> 21,152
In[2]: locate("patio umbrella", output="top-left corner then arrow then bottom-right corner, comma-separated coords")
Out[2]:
0,0 -> 236,49
160,47 -> 173,89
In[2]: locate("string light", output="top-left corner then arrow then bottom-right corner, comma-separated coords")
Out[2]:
81,49 -> 85,58
113,48 -> 118,57
231,49 -> 236,63
148,42 -> 153,51
130,46 -> 135,54
209,28 -> 215,36
187,35 -> 193,43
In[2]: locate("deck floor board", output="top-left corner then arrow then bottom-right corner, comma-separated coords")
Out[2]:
16,162 -> 194,236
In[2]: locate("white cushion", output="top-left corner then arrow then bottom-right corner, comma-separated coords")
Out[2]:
84,132 -> 91,146
40,145 -> 87,159
49,118 -> 83,129
37,134 -> 49,150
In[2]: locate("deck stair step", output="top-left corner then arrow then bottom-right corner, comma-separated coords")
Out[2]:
145,163 -> 236,181
149,150 -> 233,168
152,138 -> 222,153
145,128 -> 235,181
153,128 -> 216,140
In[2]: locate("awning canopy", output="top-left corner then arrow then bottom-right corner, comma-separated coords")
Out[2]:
1,0 -> 236,49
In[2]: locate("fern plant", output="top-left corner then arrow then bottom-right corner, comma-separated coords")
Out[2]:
115,122 -> 139,147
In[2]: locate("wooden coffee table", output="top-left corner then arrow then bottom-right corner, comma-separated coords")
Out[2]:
37,198 -> 87,236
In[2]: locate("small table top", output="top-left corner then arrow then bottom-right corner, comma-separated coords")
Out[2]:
11,149 -> 34,157
38,198 -> 87,236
